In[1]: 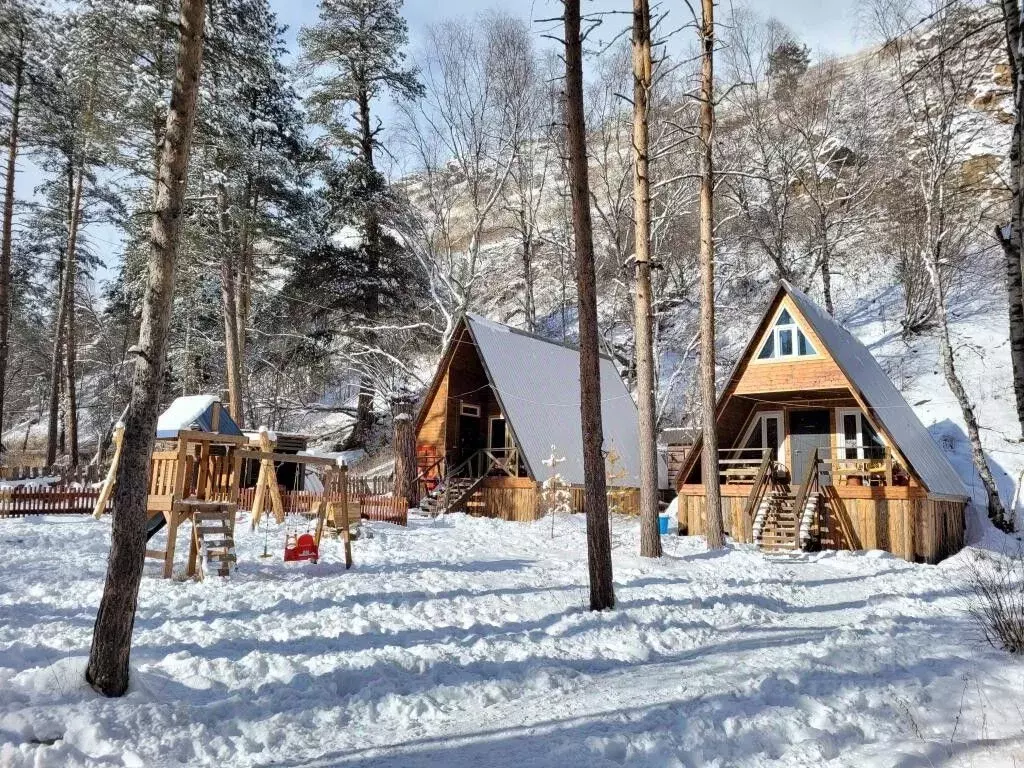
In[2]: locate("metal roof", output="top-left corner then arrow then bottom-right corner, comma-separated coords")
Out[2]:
465,314 -> 668,489
156,395 -> 244,439
782,281 -> 970,499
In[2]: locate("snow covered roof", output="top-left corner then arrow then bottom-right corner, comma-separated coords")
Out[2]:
156,396 -> 244,439
464,313 -> 668,489
782,282 -> 969,499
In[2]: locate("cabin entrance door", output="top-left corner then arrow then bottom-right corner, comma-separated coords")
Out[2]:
789,409 -> 831,487
457,403 -> 483,473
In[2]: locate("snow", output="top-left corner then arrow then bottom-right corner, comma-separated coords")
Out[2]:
2,512 -> 1024,767
155,395 -> 217,435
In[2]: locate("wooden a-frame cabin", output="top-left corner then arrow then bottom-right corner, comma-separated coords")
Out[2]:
415,314 -> 667,519
676,282 -> 969,563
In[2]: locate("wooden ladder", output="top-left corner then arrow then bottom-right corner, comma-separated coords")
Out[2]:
188,503 -> 237,579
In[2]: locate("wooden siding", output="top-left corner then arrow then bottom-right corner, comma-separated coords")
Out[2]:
676,484 -> 965,563
476,477 -> 539,521
417,369 -> 448,456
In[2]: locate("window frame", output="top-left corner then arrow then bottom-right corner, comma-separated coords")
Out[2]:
755,305 -> 819,362
835,407 -> 886,460
737,410 -> 786,466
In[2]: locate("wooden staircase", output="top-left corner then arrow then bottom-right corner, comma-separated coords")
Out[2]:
753,490 -> 820,553
419,475 -> 487,516
189,502 -> 237,578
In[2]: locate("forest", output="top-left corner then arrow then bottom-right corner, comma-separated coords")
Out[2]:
0,0 -> 1012,467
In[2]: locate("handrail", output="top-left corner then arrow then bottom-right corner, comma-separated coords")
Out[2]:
791,447 -> 819,523
819,446 -> 894,486
741,448 -> 775,523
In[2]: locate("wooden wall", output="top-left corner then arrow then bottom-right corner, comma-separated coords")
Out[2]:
676,485 -> 966,563
467,479 -> 646,522
676,486 -> 753,542
417,369 -> 448,456
476,477 -> 539,522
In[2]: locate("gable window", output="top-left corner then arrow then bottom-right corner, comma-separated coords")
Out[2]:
837,408 -> 885,460
757,307 -> 817,360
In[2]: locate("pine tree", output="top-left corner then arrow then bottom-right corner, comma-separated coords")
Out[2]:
631,0 -> 661,558
564,0 -> 615,611
87,0 -> 208,697
298,0 -> 422,449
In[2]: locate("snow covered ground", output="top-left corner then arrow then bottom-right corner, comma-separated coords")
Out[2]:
2,511 -> 1023,767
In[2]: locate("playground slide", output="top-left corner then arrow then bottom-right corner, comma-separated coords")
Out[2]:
147,514 -> 166,541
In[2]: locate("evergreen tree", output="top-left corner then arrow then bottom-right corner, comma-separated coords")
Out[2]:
298,0 -> 422,448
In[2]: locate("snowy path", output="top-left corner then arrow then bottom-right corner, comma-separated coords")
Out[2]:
1,512 -> 1023,767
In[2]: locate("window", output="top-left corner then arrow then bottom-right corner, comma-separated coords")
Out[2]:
739,411 -> 784,463
838,408 -> 885,460
757,307 -> 817,360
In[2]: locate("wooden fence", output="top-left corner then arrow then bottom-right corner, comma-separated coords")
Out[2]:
348,475 -> 393,497
0,464 -> 101,484
353,495 -> 408,526
237,486 -> 408,526
1,477 -> 406,525
0,486 -> 110,518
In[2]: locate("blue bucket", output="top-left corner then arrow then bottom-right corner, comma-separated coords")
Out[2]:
658,515 -> 670,535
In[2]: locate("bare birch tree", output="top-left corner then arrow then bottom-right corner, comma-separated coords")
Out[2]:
879,0 -> 1009,529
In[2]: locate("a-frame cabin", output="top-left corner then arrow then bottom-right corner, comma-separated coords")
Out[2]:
415,313 -> 667,519
676,281 -> 969,562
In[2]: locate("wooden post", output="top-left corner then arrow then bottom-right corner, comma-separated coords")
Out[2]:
92,423 -> 125,519
163,512 -> 178,579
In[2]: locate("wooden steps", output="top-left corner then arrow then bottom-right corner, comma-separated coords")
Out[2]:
754,491 -> 820,553
190,504 -> 237,579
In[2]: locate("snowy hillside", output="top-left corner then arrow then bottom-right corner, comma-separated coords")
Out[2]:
2,512 -> 1024,767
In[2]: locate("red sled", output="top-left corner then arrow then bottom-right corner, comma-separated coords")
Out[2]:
284,533 -> 319,563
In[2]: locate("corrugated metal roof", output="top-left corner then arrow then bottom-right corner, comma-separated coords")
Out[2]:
156,395 -> 244,439
465,314 -> 668,489
782,281 -> 969,499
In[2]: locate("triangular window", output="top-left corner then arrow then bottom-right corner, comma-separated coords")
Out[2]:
757,307 -> 817,360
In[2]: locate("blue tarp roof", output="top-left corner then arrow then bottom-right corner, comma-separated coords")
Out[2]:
155,395 -> 244,439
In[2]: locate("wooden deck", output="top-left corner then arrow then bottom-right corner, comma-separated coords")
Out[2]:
675,483 -> 965,563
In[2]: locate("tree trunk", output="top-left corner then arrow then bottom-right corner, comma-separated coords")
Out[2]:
392,395 -> 418,507
564,0 -> 614,611
345,85 -> 379,450
1000,0 -> 1024,439
63,167 -> 86,466
923,244 -> 1010,530
631,0 -> 661,559
521,218 -> 537,333
45,162 -> 75,466
86,0 -> 207,697
0,31 -> 24,447
699,0 -> 725,549
217,181 -> 243,424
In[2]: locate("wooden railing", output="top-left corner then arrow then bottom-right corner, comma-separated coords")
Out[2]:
819,446 -> 896,486
741,449 -> 776,524
792,448 -> 820,523
718,447 -> 775,485
0,486 -> 110,518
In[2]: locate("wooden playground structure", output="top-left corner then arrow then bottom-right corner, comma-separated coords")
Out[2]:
91,404 -> 387,580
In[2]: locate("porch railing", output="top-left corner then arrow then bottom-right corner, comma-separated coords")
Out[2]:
741,449 -> 778,524
718,447 -> 777,485
819,446 -> 897,487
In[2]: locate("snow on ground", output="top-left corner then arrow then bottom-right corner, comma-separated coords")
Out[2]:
1,511 -> 1024,767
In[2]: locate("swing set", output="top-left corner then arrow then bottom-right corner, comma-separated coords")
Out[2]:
239,428 -> 355,569
93,413 -> 357,578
